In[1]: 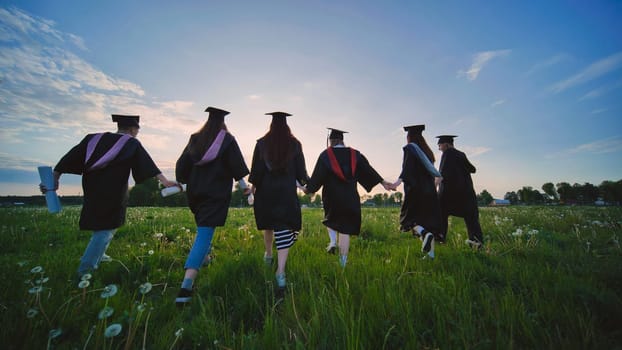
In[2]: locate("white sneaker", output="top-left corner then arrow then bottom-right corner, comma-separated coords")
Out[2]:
465,239 -> 482,249
421,232 -> 434,253
275,273 -> 286,288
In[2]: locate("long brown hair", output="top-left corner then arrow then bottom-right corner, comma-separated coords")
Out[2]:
407,132 -> 435,163
188,119 -> 227,156
263,117 -> 298,170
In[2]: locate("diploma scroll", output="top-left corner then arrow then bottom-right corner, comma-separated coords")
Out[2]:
37,166 -> 62,213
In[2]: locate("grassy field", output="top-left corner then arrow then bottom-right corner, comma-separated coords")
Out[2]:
1,205 -> 621,349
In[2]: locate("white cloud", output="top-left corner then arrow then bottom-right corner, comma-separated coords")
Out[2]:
568,137 -> 622,155
525,53 -> 570,76
457,49 -> 511,81
462,145 -> 491,157
0,152 -> 48,170
578,79 -> 622,101
549,52 -> 622,93
591,108 -> 608,115
491,99 -> 506,107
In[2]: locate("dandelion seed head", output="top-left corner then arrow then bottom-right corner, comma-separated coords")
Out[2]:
48,328 -> 62,339
81,273 -> 92,281
154,232 -> 164,239
28,286 -> 43,294
78,280 -> 90,289
137,303 -> 146,312
175,328 -> 184,337
139,282 -> 153,294
98,306 -> 114,319
100,284 -> 118,298
148,250 -> 154,255
30,266 -> 43,274
104,323 -> 122,337
26,308 -> 38,318
140,242 -> 147,247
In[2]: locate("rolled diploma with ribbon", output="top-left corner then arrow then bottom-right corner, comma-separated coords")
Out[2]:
37,166 -> 61,213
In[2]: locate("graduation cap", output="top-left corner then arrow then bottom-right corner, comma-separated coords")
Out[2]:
205,106 -> 230,121
436,135 -> 457,144
265,111 -> 292,121
112,114 -> 140,128
403,124 -> 425,134
327,127 -> 347,140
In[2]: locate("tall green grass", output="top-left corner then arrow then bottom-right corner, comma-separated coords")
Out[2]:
1,206 -> 620,349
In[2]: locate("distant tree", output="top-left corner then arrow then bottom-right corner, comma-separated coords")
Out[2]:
504,191 -> 518,204
372,193 -> 384,206
556,182 -> 575,204
541,182 -> 558,202
574,182 -> 599,204
477,189 -> 493,206
299,193 -> 312,206
129,178 -> 160,206
230,183 -> 248,207
312,194 -> 322,207
393,192 -> 403,204
599,180 -> 622,204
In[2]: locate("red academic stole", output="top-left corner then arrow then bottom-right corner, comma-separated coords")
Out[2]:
326,147 -> 358,181
84,133 -> 132,172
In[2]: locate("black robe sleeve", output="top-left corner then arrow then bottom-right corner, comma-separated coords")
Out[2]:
175,142 -> 193,184
54,135 -> 90,175
223,137 -> 250,181
293,140 -> 309,186
355,152 -> 383,192
248,140 -> 265,186
130,141 -> 161,184
305,152 -> 329,193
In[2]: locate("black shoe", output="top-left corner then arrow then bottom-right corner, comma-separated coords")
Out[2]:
422,232 -> 434,253
326,244 -> 337,254
175,288 -> 193,307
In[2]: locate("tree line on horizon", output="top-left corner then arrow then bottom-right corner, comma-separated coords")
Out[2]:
1,178 -> 620,208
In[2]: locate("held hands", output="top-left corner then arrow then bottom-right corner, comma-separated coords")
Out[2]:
381,180 -> 396,191
243,187 -> 252,196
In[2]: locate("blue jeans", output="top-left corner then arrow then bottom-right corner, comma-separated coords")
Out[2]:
78,229 -> 115,276
184,226 -> 215,270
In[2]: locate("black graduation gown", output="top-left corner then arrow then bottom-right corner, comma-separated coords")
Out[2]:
306,147 -> 383,235
248,138 -> 308,231
438,147 -> 478,218
54,132 -> 161,231
399,145 -> 442,234
175,132 -> 249,227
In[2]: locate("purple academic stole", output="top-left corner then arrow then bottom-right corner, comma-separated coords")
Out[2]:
195,129 -> 226,166
85,133 -> 132,172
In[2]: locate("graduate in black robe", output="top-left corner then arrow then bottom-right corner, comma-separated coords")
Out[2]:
305,128 -> 392,267
436,135 -> 483,247
45,115 -> 177,278
391,125 -> 443,259
173,107 -> 250,306
248,112 -> 308,294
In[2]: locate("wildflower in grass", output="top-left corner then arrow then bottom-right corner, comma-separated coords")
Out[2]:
78,280 -> 90,289
104,323 -> 122,337
175,328 -> 184,338
140,242 -> 147,247
148,249 -> 154,255
101,284 -> 118,298
49,328 -> 62,339
154,233 -> 164,239
139,282 -> 153,294
26,308 -> 38,318
98,306 -> 114,319
17,261 -> 27,267
137,303 -> 146,312
30,266 -> 43,274
511,228 -> 523,236
29,286 -> 43,294
36,277 -> 50,284
81,273 -> 92,281
527,229 -> 539,235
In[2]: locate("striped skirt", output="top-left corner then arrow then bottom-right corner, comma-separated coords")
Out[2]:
275,229 -> 298,250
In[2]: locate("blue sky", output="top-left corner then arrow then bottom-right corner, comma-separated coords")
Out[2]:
1,1 -> 621,199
